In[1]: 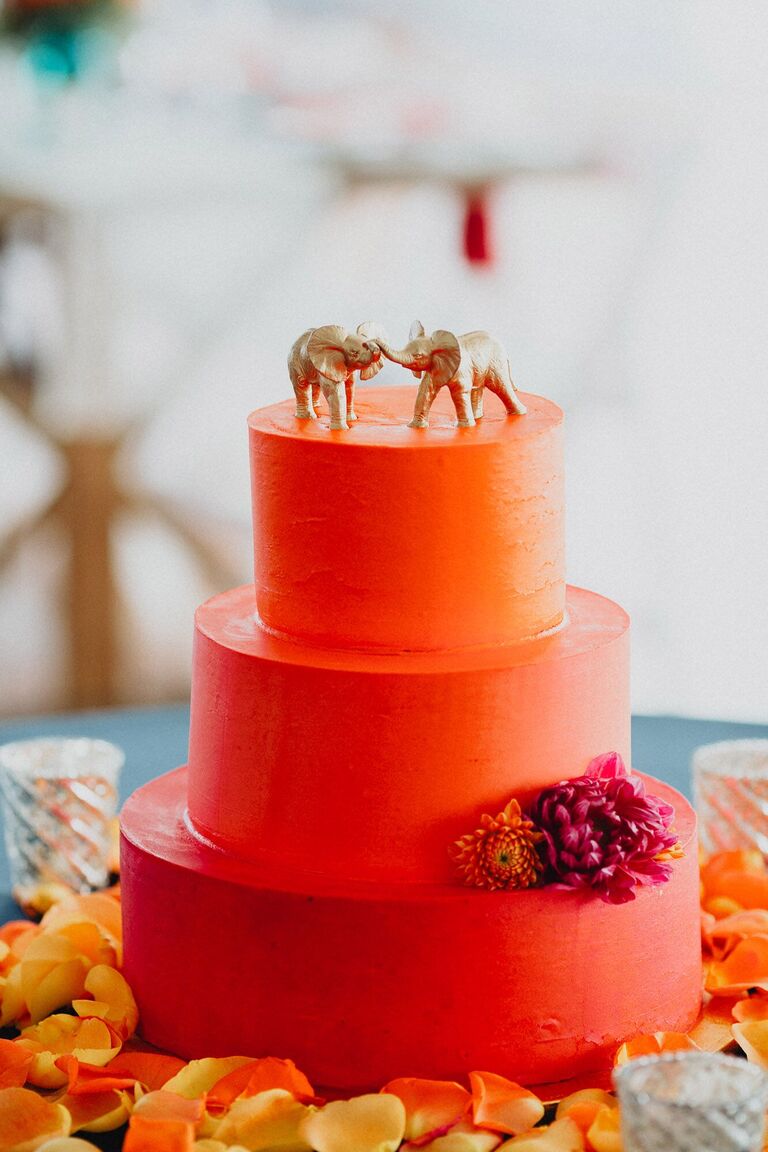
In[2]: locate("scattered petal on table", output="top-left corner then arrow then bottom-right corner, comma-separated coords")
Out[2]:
706,935 -> 768,995
585,1104 -> 622,1152
21,1016 -> 121,1087
469,1072 -> 545,1136
614,1032 -> 699,1064
208,1056 -> 316,1113
0,966 -> 28,1027
54,1053 -> 137,1095
163,1057 -> 253,1100
212,1088 -> 313,1149
41,896 -> 123,962
0,1086 -> 70,1151
706,911 -> 768,961
500,1115 -> 584,1149
555,1088 -> 616,1133
124,1114 -> 196,1152
61,1087 -> 132,1133
133,1089 -> 205,1124
75,965 -> 138,1039
732,1020 -> 768,1068
382,1076 -> 471,1142
407,1117 -> 502,1151
0,1037 -> 34,1088
733,996 -> 768,1023
56,924 -> 117,970
102,1051 -> 186,1091
701,851 -> 766,896
299,1092 -> 406,1152
36,1139 -> 103,1151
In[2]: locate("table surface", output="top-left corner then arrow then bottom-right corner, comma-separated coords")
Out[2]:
0,705 -> 767,925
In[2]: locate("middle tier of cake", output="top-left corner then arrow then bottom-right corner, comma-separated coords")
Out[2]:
187,583 -> 629,884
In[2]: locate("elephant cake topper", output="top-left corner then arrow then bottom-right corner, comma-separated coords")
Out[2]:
288,322 -> 386,431
288,320 -> 526,430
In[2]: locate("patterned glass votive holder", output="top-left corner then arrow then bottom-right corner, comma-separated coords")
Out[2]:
614,1052 -> 768,1152
692,739 -> 768,855
0,738 -> 123,898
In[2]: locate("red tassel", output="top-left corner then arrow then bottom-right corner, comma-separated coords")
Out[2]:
463,188 -> 494,266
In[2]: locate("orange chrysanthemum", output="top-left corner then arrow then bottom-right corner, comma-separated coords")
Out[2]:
452,800 -> 544,891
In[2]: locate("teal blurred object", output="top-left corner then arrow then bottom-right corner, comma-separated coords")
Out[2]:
2,0 -> 119,81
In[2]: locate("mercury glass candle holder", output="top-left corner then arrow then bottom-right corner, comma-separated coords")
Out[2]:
0,737 -> 122,897
614,1052 -> 768,1152
693,739 -> 768,855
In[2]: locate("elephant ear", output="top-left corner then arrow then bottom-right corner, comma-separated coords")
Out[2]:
409,319 -> 426,340
429,330 -> 461,388
307,324 -> 349,383
356,321 -> 386,380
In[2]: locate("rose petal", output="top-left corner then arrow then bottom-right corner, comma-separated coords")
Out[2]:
133,1090 -> 204,1124
0,1086 -> 70,1150
614,1032 -> 700,1064
212,1089 -> 312,1149
732,1020 -> 768,1068
208,1056 -> 316,1113
76,965 -> 138,1040
41,897 -> 122,962
124,1115 -> 195,1152
555,1089 -> 616,1133
382,1077 -> 471,1142
585,1105 -> 622,1152
733,996 -> 768,1023
408,1118 -> 502,1151
0,1038 -> 34,1088
701,852 -> 766,901
498,1116 -> 584,1149
34,1140 -> 102,1151
706,935 -> 768,995
20,1016 -> 121,1087
469,1072 -> 544,1136
103,1052 -> 185,1092
61,1088 -> 132,1134
300,1093 -> 406,1152
162,1057 -> 253,1100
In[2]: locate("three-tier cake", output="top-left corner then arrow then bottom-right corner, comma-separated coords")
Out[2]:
120,379 -> 702,1091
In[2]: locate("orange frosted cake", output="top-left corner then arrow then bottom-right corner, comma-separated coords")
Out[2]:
121,351 -> 701,1090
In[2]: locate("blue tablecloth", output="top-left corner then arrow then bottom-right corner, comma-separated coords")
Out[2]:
0,705 -> 767,925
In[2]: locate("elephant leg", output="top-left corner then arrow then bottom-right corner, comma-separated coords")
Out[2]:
322,381 -> 349,431
452,389 -> 476,428
471,386 -> 484,420
294,379 -> 316,420
408,376 -> 438,428
487,370 -> 527,416
311,381 -> 322,413
345,375 -> 358,422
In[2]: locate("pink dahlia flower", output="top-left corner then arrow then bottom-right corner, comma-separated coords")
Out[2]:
528,753 -> 680,904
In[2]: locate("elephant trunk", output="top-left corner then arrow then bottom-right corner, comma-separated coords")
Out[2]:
377,341 -> 419,369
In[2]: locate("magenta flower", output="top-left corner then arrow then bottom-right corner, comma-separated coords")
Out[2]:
528,753 -> 681,904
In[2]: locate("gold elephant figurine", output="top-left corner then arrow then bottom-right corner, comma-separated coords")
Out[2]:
377,321 -> 527,428
288,323 -> 386,430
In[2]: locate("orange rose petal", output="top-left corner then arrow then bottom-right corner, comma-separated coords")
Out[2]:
21,1014 -> 121,1086
28,959 -> 89,1026
57,923 -> 117,970
103,1052 -> 185,1092
701,851 -> 766,895
0,921 -> 39,948
162,1057 -> 253,1100
383,1077 -> 471,1142
585,1105 -> 622,1152
124,1114 -> 195,1152
30,1140 -> 102,1151
133,1089 -> 204,1125
0,1038 -> 34,1089
207,1054 -> 317,1112
408,1118 -> 502,1151
498,1116 -> 584,1150
62,1087 -> 132,1133
0,966 -> 27,1026
706,935 -> 768,995
469,1072 -> 545,1136
54,1054 -> 137,1096
300,1093 -> 406,1152
41,897 -> 123,961
212,1089 -> 312,1148
614,1033 -> 699,1065
706,871 -> 768,911
732,1020 -> 768,1068
0,1086 -> 70,1149
707,911 -> 768,962
733,996 -> 768,1023
555,1089 -> 615,1134
78,965 -> 138,1040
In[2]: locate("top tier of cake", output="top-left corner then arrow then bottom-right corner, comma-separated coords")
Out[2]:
248,385 -> 564,652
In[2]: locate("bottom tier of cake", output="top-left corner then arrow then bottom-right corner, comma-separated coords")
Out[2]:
120,768 -> 702,1091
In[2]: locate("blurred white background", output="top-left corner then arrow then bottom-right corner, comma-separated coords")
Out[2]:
0,0 -> 766,720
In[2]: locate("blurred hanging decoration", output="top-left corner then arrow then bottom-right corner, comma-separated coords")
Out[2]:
462,187 -> 494,266
1,0 -> 124,81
